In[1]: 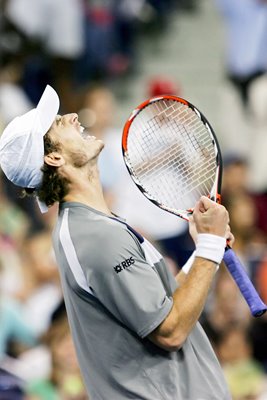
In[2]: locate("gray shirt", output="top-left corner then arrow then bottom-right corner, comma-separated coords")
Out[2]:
52,202 -> 231,400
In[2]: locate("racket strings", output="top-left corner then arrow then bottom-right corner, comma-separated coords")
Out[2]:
127,100 -> 217,210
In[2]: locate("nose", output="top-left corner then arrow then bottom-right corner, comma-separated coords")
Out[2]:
69,113 -> 78,124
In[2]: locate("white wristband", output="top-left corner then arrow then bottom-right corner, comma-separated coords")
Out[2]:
195,233 -> 225,265
182,250 -> 220,274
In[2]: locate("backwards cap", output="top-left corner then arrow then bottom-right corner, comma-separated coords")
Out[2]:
0,85 -> 60,189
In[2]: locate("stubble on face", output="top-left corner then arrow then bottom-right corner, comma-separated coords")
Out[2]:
71,150 -> 89,168
69,145 -> 102,183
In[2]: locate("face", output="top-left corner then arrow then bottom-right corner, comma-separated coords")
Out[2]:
48,113 -> 104,168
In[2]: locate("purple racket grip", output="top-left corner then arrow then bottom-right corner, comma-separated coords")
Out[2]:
223,248 -> 267,317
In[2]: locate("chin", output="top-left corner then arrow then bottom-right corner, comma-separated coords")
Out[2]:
98,139 -> 105,152
91,140 -> 105,160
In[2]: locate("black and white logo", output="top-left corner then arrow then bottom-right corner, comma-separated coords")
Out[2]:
114,257 -> 135,274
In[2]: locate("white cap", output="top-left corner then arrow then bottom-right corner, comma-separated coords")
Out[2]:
0,85 -> 60,189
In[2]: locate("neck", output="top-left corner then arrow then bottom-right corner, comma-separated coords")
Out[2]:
63,164 -> 112,216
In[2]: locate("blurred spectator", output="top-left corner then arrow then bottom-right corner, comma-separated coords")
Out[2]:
0,0 -> 35,124
77,0 -> 143,84
0,262 -> 37,361
251,252 -> 267,373
201,266 -> 251,349
78,1 -> 116,83
250,313 -> 267,373
18,230 -> 62,337
77,1 -> 182,84
0,239 -> 24,299
26,302 -> 87,400
221,153 -> 267,251
223,192 -> 267,289
255,256 -> 267,305
0,2 -> 57,233
0,175 -> 29,247
0,176 -> 30,300
106,0 -> 140,76
0,368 -> 25,400
1,173 -> 48,236
147,75 -> 181,97
215,0 -> 267,191
0,260 -> 36,400
0,51 -> 32,126
248,73 -> 267,191
217,325 -> 267,400
223,192 -> 266,248
221,153 -> 250,200
5,0 -> 85,112
143,0 -> 173,32
252,190 -> 267,238
0,296 -> 37,361
215,0 -> 267,107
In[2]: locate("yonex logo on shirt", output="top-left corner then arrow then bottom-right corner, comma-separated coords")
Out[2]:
114,257 -> 135,274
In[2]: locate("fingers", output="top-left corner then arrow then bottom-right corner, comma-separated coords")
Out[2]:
192,196 -> 235,246
194,196 -> 229,222
188,215 -> 198,244
194,197 -> 208,214
193,196 -> 230,238
198,196 -> 217,212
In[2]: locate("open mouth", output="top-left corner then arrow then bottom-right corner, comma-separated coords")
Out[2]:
80,125 -> 96,141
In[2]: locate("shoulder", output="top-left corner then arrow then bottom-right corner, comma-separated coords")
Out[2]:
56,205 -> 142,258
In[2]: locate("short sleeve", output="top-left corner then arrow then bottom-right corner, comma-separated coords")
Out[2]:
81,222 -> 173,338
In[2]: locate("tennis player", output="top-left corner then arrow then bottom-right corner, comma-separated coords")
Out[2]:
0,85 -> 233,399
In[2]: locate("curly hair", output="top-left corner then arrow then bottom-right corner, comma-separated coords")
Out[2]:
24,133 -> 70,207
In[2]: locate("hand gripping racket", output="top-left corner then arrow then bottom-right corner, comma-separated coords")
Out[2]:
122,95 -> 267,317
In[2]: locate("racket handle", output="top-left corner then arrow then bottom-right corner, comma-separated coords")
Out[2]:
223,247 -> 267,317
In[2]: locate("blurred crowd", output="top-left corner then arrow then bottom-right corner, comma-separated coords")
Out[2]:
0,0 -> 267,399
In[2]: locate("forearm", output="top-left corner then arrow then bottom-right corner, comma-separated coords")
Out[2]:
175,251 -> 196,286
150,257 -> 216,350
175,269 -> 187,286
149,198 -> 230,351
172,257 -> 216,337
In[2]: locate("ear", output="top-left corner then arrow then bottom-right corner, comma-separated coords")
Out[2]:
44,152 -> 65,167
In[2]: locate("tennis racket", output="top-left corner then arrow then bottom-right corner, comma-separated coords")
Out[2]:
122,95 -> 267,317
